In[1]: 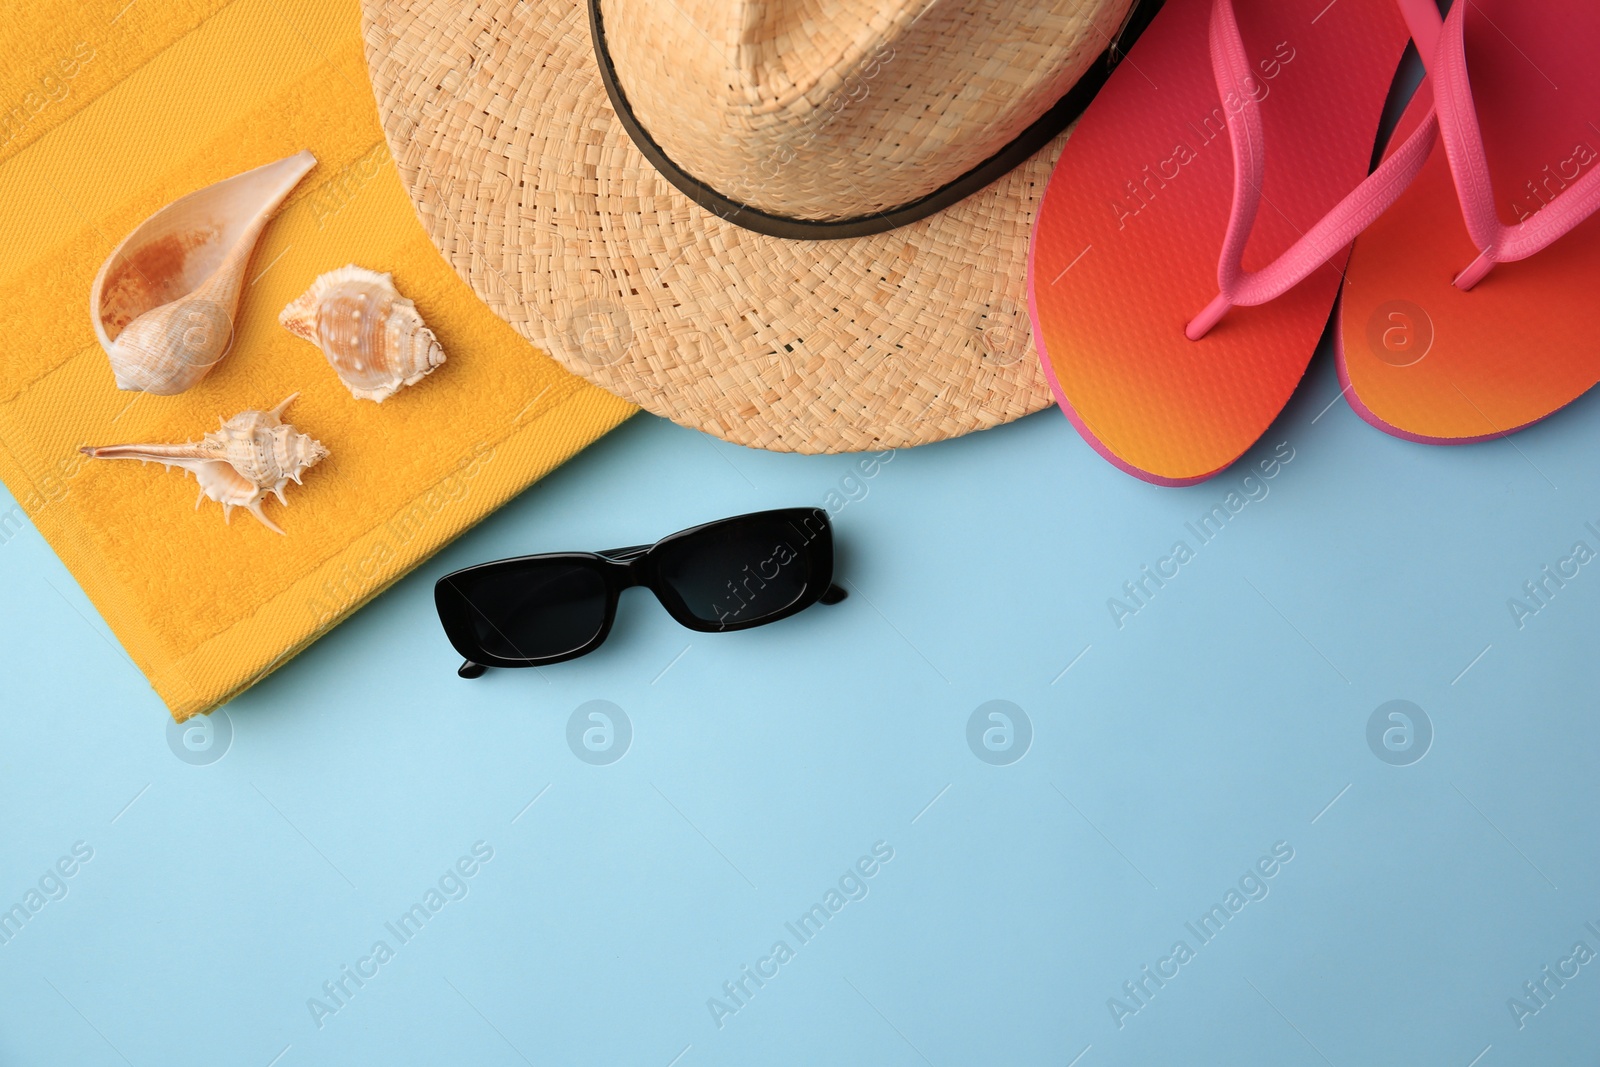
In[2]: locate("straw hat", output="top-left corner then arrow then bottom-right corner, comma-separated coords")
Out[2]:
362,0 -> 1148,452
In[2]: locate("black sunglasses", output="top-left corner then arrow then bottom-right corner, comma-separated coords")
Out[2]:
435,508 -> 846,677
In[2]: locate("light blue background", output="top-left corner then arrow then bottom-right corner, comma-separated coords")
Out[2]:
2,332 -> 1598,1065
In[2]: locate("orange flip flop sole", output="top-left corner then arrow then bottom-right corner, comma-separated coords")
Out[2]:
1337,0 -> 1600,444
1029,0 -> 1411,484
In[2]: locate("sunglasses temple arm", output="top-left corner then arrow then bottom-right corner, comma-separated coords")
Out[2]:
459,659 -> 489,679
821,584 -> 848,605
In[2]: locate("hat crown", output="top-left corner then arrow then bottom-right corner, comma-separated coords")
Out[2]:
603,0 -> 1133,222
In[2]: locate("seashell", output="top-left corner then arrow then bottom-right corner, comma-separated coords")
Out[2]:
279,265 -> 445,402
90,151 -> 317,395
80,394 -> 328,534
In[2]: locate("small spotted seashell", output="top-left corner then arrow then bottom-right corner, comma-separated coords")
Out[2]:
279,265 -> 445,402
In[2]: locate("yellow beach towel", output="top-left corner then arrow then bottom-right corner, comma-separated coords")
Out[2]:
0,0 -> 635,719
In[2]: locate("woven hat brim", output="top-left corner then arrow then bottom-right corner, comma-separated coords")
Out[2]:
362,0 -> 1068,453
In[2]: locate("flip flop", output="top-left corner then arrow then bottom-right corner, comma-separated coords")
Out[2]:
1337,0 -> 1600,443
1028,0 -> 1427,484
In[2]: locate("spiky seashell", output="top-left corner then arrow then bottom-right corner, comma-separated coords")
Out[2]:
89,151 -> 317,395
279,265 -> 445,402
79,395 -> 328,535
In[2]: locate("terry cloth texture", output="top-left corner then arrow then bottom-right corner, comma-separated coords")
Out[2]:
0,0 -> 636,720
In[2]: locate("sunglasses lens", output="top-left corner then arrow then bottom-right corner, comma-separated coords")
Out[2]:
439,559 -> 609,661
656,511 -> 826,626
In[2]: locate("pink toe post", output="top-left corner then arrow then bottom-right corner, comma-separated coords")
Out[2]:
1184,0 -> 1438,340
1420,0 -> 1600,289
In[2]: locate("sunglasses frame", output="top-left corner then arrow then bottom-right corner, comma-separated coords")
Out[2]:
435,507 -> 841,676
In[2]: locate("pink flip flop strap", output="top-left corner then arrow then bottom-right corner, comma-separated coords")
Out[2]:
1428,0 -> 1600,288
1187,0 -> 1438,340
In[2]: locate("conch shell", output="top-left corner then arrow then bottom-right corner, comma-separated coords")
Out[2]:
89,151 -> 317,395
80,395 -> 328,534
279,265 -> 445,402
